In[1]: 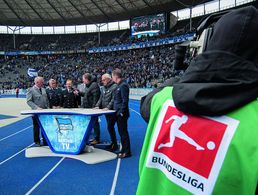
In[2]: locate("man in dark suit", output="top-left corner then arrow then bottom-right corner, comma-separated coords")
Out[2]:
62,79 -> 80,108
112,69 -> 131,158
46,79 -> 63,109
26,76 -> 49,146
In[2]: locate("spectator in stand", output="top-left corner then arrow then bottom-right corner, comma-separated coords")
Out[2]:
112,69 -> 131,158
0,45 -> 177,89
62,79 -> 80,108
15,87 -> 19,98
95,73 -> 118,151
26,76 -> 49,146
46,79 -> 63,109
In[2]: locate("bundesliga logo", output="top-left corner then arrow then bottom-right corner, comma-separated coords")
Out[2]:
146,100 -> 239,195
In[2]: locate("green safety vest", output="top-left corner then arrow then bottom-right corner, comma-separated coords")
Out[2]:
137,87 -> 258,195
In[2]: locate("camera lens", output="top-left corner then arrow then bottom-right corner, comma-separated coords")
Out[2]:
174,45 -> 187,71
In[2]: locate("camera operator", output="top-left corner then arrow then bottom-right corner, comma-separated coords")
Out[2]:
138,6 -> 258,195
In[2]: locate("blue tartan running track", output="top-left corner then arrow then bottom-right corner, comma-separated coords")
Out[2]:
0,98 -> 147,195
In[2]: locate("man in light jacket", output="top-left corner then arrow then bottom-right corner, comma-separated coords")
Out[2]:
95,73 -> 117,151
26,76 -> 49,146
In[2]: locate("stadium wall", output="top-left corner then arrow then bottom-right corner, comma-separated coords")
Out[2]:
129,88 -> 153,100
1,88 -> 153,100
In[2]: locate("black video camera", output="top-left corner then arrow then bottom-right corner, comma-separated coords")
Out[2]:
173,10 -> 230,72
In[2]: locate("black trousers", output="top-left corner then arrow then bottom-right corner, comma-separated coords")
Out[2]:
32,116 -> 47,144
115,114 -> 131,154
105,114 -> 117,145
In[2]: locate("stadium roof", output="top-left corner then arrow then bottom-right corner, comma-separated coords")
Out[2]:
0,0 -> 213,26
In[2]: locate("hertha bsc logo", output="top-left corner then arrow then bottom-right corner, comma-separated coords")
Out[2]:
146,100 -> 239,195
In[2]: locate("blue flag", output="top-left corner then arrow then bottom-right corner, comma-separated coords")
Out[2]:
27,68 -> 38,78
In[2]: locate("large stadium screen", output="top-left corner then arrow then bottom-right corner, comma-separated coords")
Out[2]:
130,13 -> 166,37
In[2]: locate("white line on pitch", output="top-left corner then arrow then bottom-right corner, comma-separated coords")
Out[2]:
111,107 -> 140,195
0,125 -> 32,142
130,108 -> 141,116
110,145 -> 122,195
0,142 -> 34,165
25,157 -> 65,195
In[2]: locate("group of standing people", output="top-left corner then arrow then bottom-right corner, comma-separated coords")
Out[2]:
26,68 -> 131,158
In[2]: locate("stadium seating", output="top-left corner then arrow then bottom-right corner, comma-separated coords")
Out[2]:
0,45 -> 179,90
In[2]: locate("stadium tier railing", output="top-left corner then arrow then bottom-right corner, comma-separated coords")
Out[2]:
1,88 -> 153,100
0,33 -> 194,56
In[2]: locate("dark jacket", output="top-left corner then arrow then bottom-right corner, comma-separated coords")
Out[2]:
46,87 -> 63,108
96,81 -> 117,109
62,88 -> 80,108
173,6 -> 258,116
114,80 -> 129,116
81,80 -> 100,108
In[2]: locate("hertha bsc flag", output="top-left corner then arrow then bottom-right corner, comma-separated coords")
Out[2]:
27,68 -> 38,78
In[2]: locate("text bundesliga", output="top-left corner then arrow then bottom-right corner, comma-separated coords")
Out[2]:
152,156 -> 204,192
